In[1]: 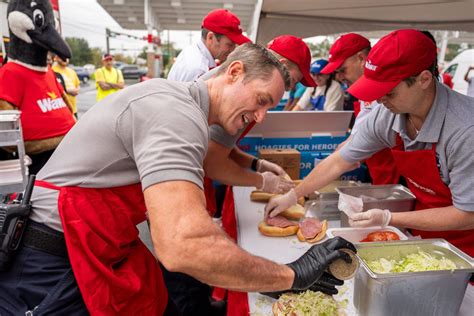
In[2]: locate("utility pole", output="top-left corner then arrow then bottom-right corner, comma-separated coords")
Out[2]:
105,28 -> 110,54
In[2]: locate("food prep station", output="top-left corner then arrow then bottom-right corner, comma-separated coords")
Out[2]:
232,186 -> 474,315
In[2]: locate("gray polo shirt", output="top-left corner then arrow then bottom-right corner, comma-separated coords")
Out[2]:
339,81 -> 474,211
30,78 -> 210,231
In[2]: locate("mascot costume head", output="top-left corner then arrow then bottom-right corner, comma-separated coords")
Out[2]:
7,0 -> 71,69
0,0 -> 76,175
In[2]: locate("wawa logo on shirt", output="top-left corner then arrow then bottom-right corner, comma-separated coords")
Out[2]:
36,92 -> 67,113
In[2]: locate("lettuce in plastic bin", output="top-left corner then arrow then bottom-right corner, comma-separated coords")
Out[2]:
272,290 -> 344,316
366,251 -> 457,273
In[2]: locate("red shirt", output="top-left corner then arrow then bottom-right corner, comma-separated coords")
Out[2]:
442,73 -> 454,89
0,62 -> 75,141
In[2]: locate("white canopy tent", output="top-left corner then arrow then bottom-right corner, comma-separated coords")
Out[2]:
255,0 -> 474,44
97,0 -> 259,33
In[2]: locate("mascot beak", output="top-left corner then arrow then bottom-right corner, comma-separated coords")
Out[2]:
27,23 -> 71,60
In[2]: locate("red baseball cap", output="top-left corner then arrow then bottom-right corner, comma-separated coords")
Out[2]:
321,33 -> 370,75
102,54 -> 113,61
202,9 -> 251,45
267,35 -> 316,87
347,29 -> 437,101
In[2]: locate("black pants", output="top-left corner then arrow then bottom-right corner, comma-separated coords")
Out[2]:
0,223 -> 88,315
161,263 -> 213,316
28,149 -> 56,176
0,222 -> 180,315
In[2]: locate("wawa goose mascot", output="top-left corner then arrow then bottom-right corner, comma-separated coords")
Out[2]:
0,0 -> 75,175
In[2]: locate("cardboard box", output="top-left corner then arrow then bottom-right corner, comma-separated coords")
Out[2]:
258,149 -> 301,180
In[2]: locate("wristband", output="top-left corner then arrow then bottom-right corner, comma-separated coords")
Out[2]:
251,158 -> 259,171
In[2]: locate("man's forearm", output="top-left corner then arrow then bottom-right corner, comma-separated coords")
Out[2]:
229,147 -> 255,169
206,155 -> 262,187
169,221 -> 294,291
97,81 -> 111,90
205,141 -> 262,187
391,205 -> 474,231
110,82 -> 125,89
146,181 -> 294,292
295,151 -> 355,198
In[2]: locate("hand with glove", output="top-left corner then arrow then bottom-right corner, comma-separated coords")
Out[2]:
264,189 -> 297,219
287,237 -> 356,290
258,172 -> 295,194
262,272 -> 343,299
349,208 -> 391,228
262,237 -> 356,299
257,159 -> 288,177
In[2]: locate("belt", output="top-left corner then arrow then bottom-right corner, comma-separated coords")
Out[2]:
22,221 -> 68,258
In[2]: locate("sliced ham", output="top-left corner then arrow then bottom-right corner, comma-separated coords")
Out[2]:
299,218 -> 323,239
266,215 -> 298,228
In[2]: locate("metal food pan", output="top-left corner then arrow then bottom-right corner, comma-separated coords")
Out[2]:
308,180 -> 362,200
337,184 -> 416,212
326,226 -> 408,244
354,239 -> 474,316
338,184 -> 416,227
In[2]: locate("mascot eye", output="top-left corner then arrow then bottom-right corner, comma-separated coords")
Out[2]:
33,9 -> 44,28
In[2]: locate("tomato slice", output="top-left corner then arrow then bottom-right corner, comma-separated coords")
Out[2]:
383,231 -> 400,240
360,231 -> 400,242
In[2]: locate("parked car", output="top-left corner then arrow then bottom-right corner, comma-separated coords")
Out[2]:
72,66 -> 90,84
83,64 -> 96,75
442,49 -> 474,95
117,64 -> 147,80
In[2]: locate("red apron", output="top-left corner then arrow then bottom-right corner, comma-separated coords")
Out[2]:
391,137 -> 474,257
35,180 -> 168,315
365,148 -> 400,185
204,176 -> 217,216
212,122 -> 256,314
352,103 -> 399,185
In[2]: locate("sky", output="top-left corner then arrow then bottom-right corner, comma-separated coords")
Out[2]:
59,0 -> 201,56
59,0 -> 328,57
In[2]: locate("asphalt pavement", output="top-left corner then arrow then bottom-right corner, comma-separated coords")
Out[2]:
76,79 -> 140,118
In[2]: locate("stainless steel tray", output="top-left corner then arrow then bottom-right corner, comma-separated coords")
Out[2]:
354,239 -> 474,316
337,184 -> 416,212
338,184 -> 416,227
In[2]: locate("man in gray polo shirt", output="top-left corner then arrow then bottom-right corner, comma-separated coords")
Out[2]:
266,29 -> 474,258
0,43 -> 356,314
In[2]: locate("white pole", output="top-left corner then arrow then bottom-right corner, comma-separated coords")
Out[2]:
439,31 -> 449,65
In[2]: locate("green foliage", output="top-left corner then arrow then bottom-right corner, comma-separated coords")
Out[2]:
65,37 -> 106,67
91,47 -> 103,67
444,43 -> 474,62
65,37 -> 93,66
305,39 -> 332,59
113,53 -> 133,64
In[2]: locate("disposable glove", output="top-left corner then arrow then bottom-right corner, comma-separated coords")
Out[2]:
349,208 -> 391,228
257,159 -> 287,177
258,172 -> 295,194
264,189 -> 297,219
261,272 -> 343,299
287,237 -> 356,291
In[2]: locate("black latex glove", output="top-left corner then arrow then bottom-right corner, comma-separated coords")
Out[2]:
261,272 -> 343,299
287,237 -> 356,290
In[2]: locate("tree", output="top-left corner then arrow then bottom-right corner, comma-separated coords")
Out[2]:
113,53 -> 133,65
444,43 -> 474,62
305,39 -> 332,59
91,47 -> 103,67
65,37 -> 93,66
